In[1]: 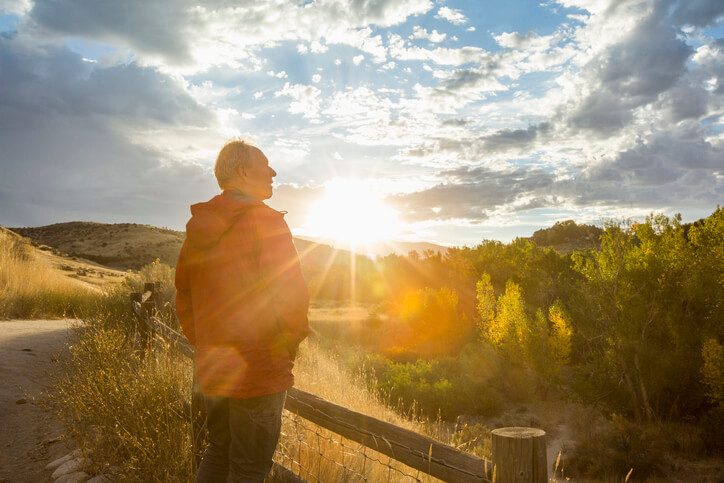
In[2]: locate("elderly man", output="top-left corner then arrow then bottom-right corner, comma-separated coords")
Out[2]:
175,140 -> 310,482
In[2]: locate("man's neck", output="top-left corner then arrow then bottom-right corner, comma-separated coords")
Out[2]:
224,189 -> 259,203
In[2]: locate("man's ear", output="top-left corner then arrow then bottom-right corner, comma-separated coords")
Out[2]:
236,165 -> 247,181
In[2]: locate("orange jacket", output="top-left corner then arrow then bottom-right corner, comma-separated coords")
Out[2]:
175,192 -> 309,398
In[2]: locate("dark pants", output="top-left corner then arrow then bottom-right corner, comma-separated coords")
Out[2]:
195,391 -> 287,483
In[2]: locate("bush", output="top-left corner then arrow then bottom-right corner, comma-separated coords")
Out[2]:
365,343 -> 515,420
565,413 -> 666,480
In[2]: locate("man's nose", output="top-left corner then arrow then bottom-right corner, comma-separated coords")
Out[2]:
270,167 -> 277,177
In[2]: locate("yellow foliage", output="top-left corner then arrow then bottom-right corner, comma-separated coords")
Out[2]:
548,301 -> 572,365
701,338 -> 724,406
475,273 -> 495,337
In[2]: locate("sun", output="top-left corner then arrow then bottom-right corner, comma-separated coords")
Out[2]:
302,179 -> 401,247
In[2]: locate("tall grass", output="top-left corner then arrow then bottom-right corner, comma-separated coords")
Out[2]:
49,318 -> 195,481
279,338 -> 450,482
0,230 -> 98,318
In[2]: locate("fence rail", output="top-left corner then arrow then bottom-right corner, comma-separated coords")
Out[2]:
130,283 -> 547,482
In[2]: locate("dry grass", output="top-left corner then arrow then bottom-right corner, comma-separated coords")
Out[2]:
48,300 -> 457,482
273,337 -> 452,482
0,228 -> 99,319
48,318 -> 195,481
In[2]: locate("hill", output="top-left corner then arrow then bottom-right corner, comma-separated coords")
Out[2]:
11,222 -> 185,270
0,225 -> 126,289
9,221 -> 362,273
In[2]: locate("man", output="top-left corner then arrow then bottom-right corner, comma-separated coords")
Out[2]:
175,139 -> 310,482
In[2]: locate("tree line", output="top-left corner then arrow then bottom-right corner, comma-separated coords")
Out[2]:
308,208 -> 724,441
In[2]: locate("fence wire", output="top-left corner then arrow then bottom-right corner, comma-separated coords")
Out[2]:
275,411 -> 443,483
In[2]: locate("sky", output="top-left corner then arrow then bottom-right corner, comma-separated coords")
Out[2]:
0,0 -> 723,248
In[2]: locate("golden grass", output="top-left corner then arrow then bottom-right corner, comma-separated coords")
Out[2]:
0,230 -> 98,319
273,337 -> 450,482
48,317 -> 195,481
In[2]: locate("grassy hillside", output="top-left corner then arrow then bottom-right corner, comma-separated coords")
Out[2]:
12,222 -> 185,270
0,225 -> 125,318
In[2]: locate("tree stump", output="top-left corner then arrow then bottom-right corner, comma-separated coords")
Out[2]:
491,427 -> 546,483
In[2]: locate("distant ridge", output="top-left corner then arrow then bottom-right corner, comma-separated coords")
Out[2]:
10,221 -> 362,272
297,237 -> 449,257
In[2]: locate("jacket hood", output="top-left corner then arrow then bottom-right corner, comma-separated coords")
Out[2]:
185,193 -> 264,249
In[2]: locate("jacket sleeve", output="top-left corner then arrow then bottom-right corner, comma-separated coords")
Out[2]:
255,210 -> 310,359
174,241 -> 196,346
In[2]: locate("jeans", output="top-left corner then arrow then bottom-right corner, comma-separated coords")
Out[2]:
195,391 -> 287,483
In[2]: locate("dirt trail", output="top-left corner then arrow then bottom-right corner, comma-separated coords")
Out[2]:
0,319 -> 76,483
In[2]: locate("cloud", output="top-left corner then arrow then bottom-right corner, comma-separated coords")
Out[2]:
435,7 -> 467,25
389,165 -> 557,222
569,122 -> 724,208
388,33 -> 490,65
393,120 -> 724,224
668,0 -> 724,28
692,41 -> 724,96
26,0 -> 433,71
561,14 -> 694,135
0,35 -> 219,228
274,82 -> 323,120
410,26 -> 446,43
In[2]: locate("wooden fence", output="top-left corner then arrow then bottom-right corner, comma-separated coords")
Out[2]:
130,283 -> 548,483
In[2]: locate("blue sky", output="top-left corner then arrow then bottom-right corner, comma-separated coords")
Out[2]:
0,0 -> 722,248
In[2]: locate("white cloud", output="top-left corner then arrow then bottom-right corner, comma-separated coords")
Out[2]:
312,73 -> 322,83
328,27 -> 386,63
410,26 -> 447,43
274,82 -> 322,120
436,7 -> 468,25
310,40 -> 328,53
267,70 -> 288,78
353,54 -> 365,65
25,0 -> 433,73
388,33 -> 491,65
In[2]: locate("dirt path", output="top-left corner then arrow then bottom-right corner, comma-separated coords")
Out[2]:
0,319 -> 77,483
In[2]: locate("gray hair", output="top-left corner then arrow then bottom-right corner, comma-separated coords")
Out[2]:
213,139 -> 255,189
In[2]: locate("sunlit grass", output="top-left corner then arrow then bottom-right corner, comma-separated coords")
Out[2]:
48,318 -> 195,481
0,230 -> 99,319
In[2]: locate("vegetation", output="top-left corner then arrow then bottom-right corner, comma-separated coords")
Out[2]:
4,208 -> 723,480
0,227 -> 99,318
310,208 -> 724,479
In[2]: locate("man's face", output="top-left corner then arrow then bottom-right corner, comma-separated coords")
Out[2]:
240,147 -> 277,200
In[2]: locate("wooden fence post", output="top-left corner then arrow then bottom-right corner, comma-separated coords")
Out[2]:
139,283 -> 156,355
491,427 -> 547,483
